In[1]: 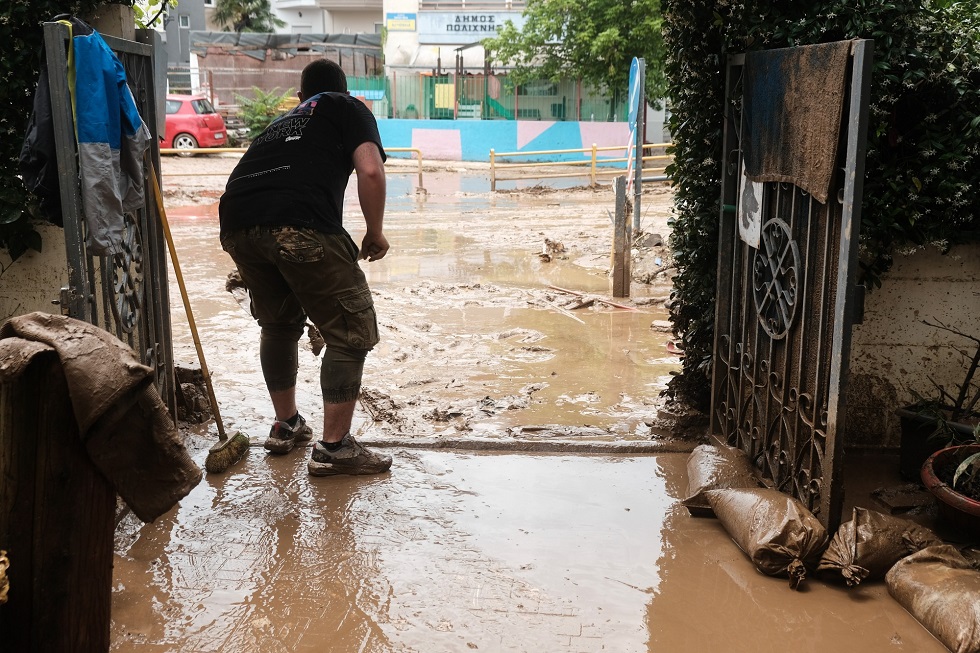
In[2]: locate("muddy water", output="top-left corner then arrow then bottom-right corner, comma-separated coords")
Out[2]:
163,170 -> 680,443
111,451 -> 673,652
111,448 -> 947,652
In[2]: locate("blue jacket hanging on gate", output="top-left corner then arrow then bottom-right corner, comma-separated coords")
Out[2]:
67,18 -> 150,256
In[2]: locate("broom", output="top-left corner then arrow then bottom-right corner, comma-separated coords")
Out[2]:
147,161 -> 250,473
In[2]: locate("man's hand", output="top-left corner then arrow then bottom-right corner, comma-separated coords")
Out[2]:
360,231 -> 389,261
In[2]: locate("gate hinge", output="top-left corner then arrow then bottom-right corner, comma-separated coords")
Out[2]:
52,286 -> 71,316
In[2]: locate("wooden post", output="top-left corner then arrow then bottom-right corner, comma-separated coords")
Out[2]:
612,175 -> 631,297
490,149 -> 496,191
0,358 -> 116,652
590,144 -> 597,188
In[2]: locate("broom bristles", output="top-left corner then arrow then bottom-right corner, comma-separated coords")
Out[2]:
204,432 -> 250,474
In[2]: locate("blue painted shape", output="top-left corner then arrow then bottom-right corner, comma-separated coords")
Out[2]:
517,123 -> 586,161
376,119 -> 630,163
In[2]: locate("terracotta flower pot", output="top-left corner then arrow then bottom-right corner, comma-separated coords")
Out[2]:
921,444 -> 980,540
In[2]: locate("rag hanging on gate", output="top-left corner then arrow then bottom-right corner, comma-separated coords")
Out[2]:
742,40 -> 852,204
19,16 -> 150,255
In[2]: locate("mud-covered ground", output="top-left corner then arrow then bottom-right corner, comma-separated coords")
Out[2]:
159,153 -> 695,450
106,155 -> 953,653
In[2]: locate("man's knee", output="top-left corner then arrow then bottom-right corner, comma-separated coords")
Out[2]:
320,346 -> 367,403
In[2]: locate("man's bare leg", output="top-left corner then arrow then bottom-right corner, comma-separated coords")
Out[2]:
322,399 -> 356,443
270,387 -> 298,422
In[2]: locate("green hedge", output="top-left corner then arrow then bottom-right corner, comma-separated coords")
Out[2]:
0,1 -> 105,261
662,0 -> 980,409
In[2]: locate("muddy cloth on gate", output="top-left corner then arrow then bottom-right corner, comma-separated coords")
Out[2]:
742,40 -> 853,204
886,545 -> 980,653
0,312 -> 202,522
817,507 -> 943,586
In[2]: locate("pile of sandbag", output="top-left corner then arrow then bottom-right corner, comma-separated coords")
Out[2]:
682,444 -> 828,589
682,444 -> 980,651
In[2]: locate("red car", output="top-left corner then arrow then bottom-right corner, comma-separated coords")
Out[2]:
162,93 -> 227,154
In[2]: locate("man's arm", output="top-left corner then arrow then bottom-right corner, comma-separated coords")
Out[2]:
352,141 -> 388,261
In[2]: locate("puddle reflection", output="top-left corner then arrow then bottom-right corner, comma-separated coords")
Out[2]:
113,451 -> 673,652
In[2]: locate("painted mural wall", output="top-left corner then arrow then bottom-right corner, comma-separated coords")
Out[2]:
377,119 -> 636,163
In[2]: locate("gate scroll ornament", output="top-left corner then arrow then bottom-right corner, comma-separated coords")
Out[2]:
753,218 -> 800,340
710,40 -> 873,531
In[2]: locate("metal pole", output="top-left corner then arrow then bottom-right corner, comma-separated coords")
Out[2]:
633,59 -> 645,232
44,22 -> 92,323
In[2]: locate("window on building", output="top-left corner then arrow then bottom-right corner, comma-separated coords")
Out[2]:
204,0 -> 215,6
179,14 -> 190,29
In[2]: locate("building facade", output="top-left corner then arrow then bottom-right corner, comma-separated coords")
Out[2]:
269,0 -> 383,35
382,0 -> 526,74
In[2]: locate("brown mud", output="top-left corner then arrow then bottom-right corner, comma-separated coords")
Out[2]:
158,154 -> 683,448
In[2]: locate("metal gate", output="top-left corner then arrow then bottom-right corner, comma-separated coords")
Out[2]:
710,40 -> 873,530
42,22 -> 175,412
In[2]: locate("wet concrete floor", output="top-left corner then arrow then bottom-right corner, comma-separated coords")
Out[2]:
110,161 -> 949,652
111,448 -> 948,652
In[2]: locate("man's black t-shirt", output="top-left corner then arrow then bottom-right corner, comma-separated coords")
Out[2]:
218,92 -> 386,239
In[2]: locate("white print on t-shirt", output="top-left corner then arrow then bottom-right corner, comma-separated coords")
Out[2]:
227,165 -> 292,187
253,117 -> 310,146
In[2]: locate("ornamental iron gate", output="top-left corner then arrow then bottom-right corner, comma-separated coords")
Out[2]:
43,22 -> 175,413
710,40 -> 873,530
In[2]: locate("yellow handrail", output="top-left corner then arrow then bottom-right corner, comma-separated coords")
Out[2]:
489,142 -> 672,191
387,147 -> 424,191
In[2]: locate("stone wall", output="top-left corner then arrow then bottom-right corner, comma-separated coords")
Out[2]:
0,224 -> 67,322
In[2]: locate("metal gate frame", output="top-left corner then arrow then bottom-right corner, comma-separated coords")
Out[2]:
42,22 -> 175,413
710,40 -> 873,530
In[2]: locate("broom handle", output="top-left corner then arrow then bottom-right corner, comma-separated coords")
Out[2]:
148,163 -> 228,442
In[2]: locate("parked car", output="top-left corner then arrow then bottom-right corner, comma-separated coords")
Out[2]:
162,94 -> 226,155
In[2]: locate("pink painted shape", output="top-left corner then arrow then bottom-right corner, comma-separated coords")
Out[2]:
579,123 -> 631,157
517,121 -> 555,150
412,129 -> 463,160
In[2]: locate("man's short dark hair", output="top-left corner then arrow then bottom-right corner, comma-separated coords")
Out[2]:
301,59 -> 348,97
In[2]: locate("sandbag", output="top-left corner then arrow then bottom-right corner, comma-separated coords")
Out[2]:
681,444 -> 761,516
886,545 -> 980,653
706,487 -> 829,590
818,507 -> 943,586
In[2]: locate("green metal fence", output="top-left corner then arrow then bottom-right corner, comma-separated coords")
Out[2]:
170,67 -> 628,121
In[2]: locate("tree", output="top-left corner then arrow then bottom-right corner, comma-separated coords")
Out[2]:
211,0 -> 285,33
483,0 -> 666,117
235,86 -> 295,135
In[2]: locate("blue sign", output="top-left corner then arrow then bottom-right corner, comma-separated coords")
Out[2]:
628,57 -> 643,129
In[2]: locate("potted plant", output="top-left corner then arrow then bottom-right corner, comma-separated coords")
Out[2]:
897,319 -> 980,480
921,437 -> 980,539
